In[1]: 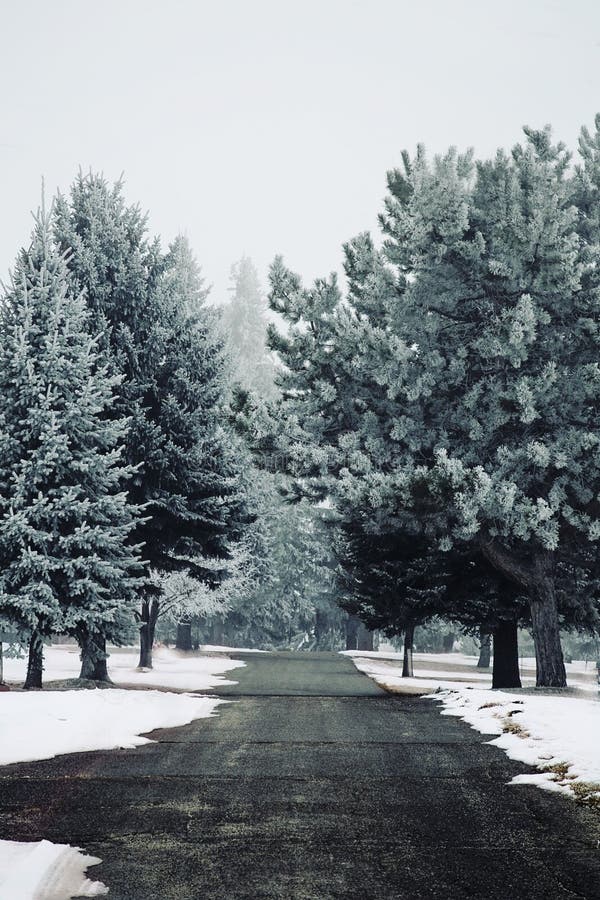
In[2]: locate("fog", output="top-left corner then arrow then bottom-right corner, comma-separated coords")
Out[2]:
1,0 -> 599,298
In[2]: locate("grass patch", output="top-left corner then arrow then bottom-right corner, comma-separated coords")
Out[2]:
568,782 -> 600,806
541,761 -> 571,779
502,717 -> 530,737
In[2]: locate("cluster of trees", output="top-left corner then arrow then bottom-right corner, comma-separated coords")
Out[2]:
256,119 -> 600,688
0,175 -> 251,687
200,256 -> 346,650
0,170 -> 352,686
5,118 -> 598,690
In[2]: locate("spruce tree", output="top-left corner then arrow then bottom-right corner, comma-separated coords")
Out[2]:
54,174 -> 250,668
223,256 -> 277,399
0,207 -> 142,688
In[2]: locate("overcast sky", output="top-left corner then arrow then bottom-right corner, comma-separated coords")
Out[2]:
1,0 -> 599,301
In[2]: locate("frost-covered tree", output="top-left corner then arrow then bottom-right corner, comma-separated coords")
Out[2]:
54,173 -> 251,668
223,256 -> 277,399
267,123 -> 600,687
229,386 -> 345,649
367,129 -> 600,687
0,207 -> 143,688
162,234 -> 210,322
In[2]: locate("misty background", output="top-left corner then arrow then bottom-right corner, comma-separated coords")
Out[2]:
1,0 -> 599,300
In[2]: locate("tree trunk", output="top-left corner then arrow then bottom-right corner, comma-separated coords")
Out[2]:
176,622 -> 193,651
345,614 -> 359,650
24,630 -> 44,690
314,609 -> 328,650
356,621 -> 374,652
480,541 -> 566,688
529,555 -> 566,688
79,633 -> 112,682
402,622 -> 415,677
442,631 -> 455,653
210,618 -> 224,646
138,597 -> 160,669
477,629 -> 491,668
492,620 -> 521,689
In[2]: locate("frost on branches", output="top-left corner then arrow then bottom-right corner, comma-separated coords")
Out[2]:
0,206 -> 143,688
267,122 -> 600,688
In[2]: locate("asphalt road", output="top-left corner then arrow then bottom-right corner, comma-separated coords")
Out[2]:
1,651 -> 600,899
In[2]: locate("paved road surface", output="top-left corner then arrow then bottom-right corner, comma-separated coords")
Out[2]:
1,651 -> 600,899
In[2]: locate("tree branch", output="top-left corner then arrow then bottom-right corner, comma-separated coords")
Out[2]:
478,536 -> 533,589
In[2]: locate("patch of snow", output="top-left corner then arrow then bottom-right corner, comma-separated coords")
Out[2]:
2,645 -> 246,691
0,689 -> 224,766
427,687 -> 600,799
348,651 -> 600,802
198,644 -> 267,653
344,650 -> 598,693
0,839 -> 107,899
341,649 -> 404,660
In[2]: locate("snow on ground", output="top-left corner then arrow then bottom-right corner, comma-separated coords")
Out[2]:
199,644 -> 267,653
0,688 -> 225,766
0,646 -> 249,897
429,688 -> 600,802
344,649 -> 599,693
3,644 -> 246,691
348,650 -> 600,803
0,839 -> 107,899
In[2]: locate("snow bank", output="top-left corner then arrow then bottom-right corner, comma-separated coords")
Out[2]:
2,644 -> 246,691
0,688 -> 224,766
348,651 -> 600,803
428,687 -> 600,801
0,839 -> 107,899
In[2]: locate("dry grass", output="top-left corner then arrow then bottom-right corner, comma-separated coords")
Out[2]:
568,782 -> 600,806
541,761 -> 572,779
537,763 -> 600,805
501,717 -> 530,737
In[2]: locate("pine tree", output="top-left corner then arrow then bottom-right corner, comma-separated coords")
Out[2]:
54,173 -> 251,668
0,206 -> 143,688
369,131 -> 600,687
267,125 -> 600,688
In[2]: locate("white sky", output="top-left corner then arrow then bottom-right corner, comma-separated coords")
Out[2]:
1,0 -> 599,301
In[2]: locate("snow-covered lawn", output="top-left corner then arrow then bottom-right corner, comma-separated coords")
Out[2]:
0,688 -> 225,766
0,680 -> 235,899
0,839 -> 107,899
347,650 -> 600,804
199,644 -> 267,653
3,644 -> 246,691
431,688 -> 600,802
343,649 -> 599,693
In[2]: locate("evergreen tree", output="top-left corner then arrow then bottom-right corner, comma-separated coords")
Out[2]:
0,207 -> 143,688
368,130 -> 600,687
266,124 -> 600,687
223,256 -> 277,399
162,234 -> 210,322
54,173 -> 250,668
229,385 -> 346,649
